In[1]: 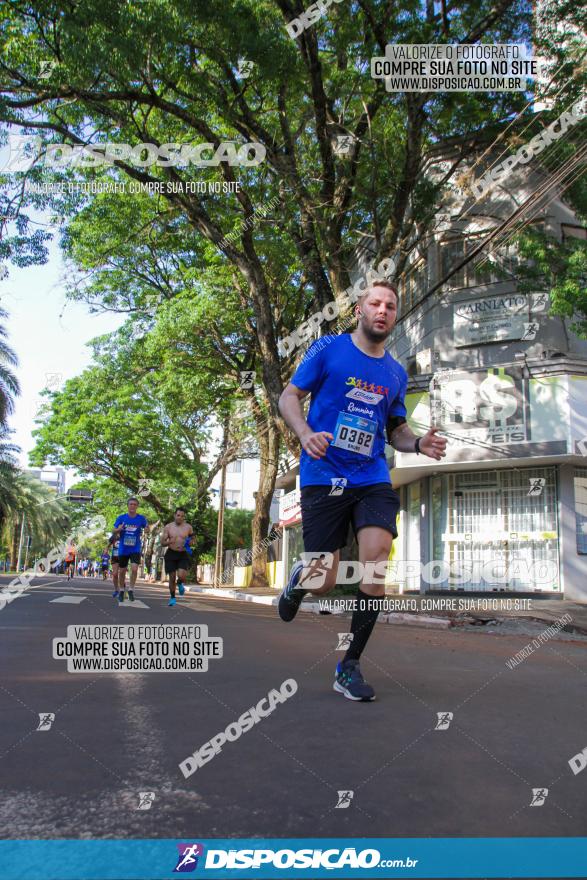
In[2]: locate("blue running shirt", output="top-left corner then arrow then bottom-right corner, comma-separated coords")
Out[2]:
113,513 -> 148,554
290,334 -> 408,488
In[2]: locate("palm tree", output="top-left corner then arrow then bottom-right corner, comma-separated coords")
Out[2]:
0,305 -> 20,425
1,470 -> 71,569
0,424 -> 19,550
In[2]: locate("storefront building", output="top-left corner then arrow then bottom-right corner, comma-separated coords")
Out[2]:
385,146 -> 587,599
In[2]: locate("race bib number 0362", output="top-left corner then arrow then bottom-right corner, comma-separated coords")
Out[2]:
331,412 -> 376,457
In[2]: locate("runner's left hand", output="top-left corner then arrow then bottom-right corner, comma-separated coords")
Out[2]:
418,427 -> 447,460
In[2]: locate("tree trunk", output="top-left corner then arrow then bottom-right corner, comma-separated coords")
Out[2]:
144,521 -> 160,576
10,516 -> 20,570
249,422 -> 280,589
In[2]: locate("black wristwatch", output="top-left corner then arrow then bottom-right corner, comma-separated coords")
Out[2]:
414,437 -> 421,455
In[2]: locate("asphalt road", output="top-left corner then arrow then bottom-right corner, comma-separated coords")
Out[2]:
1,573 -> 586,844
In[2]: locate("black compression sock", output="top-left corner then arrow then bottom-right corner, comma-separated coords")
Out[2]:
343,589 -> 383,662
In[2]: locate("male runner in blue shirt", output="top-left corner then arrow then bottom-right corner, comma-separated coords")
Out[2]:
278,279 -> 447,701
112,497 -> 148,603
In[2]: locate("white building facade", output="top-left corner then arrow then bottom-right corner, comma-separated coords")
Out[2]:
385,148 -> 587,599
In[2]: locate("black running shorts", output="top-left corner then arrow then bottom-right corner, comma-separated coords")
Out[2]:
117,553 -> 141,568
164,549 -> 191,573
300,482 -> 400,553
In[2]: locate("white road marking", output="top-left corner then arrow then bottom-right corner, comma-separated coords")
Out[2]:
117,600 -> 150,609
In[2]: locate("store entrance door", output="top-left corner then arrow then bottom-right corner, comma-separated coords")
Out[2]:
433,468 -> 559,591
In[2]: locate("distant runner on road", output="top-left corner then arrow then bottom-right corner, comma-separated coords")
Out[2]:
100,550 -> 110,580
64,546 -> 76,581
161,508 -> 193,607
112,497 -> 148,603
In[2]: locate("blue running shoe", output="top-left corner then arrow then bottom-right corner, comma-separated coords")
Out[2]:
168,597 -> 176,607
118,591 -> 124,603
112,590 -> 119,598
178,581 -> 185,596
278,560 -> 306,622
333,659 -> 375,702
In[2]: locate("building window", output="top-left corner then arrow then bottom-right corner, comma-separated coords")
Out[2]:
439,236 -> 518,289
574,468 -> 587,555
225,490 -> 241,507
400,259 -> 429,317
226,460 -> 242,473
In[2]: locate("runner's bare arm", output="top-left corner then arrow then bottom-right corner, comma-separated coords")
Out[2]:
389,420 -> 447,460
278,383 -> 333,460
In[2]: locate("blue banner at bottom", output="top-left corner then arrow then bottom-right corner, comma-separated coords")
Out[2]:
1,837 -> 586,879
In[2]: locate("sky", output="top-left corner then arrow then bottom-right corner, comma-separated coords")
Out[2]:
2,232 -> 122,483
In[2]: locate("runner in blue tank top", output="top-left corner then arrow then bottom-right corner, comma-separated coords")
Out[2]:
278,279 -> 447,701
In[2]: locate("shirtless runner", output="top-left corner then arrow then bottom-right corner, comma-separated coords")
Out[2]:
161,508 -> 194,607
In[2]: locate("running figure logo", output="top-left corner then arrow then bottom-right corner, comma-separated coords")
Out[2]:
36,713 -> 55,731
527,478 -> 545,497
336,633 -> 354,650
239,370 -> 255,389
435,712 -> 453,731
530,788 -> 548,806
522,322 -> 539,340
335,790 -> 354,809
39,60 -> 58,79
136,791 -> 156,810
329,477 -> 347,496
137,478 -> 152,498
236,58 -> 254,79
332,134 -> 356,156
44,372 -> 63,391
0,134 -> 40,172
174,843 -> 204,873
300,552 -> 334,590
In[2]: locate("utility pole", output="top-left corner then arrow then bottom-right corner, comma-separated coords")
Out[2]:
16,513 -> 26,572
214,463 -> 227,587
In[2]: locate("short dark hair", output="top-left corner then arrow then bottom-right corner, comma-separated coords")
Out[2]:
128,496 -> 138,504
175,507 -> 186,514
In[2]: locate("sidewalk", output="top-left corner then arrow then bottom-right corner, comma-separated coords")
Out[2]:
139,577 -> 587,636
